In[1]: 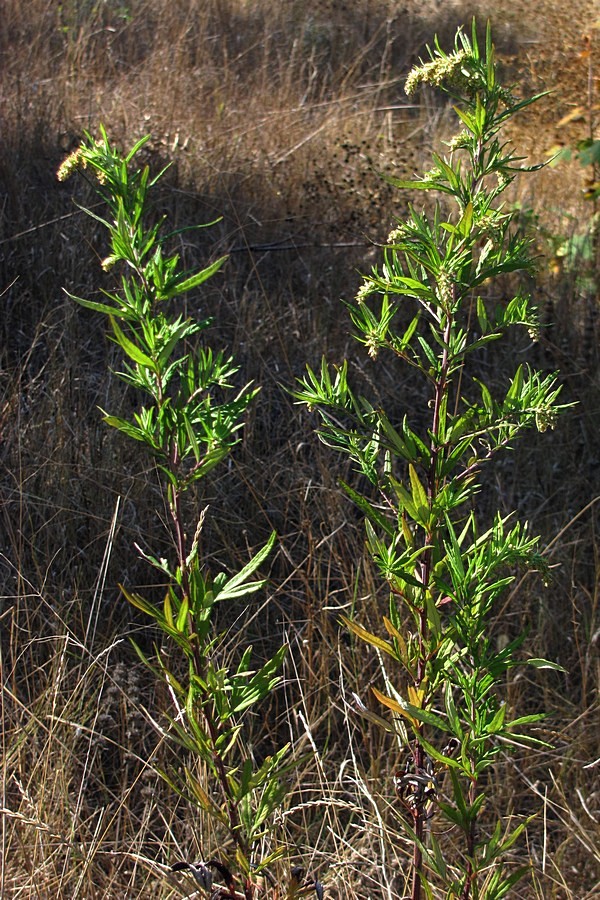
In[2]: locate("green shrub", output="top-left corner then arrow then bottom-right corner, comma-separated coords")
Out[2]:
58,127 -> 320,900
296,22 -> 568,900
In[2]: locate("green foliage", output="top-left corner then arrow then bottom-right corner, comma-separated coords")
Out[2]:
59,127 -> 298,899
296,21 -> 567,900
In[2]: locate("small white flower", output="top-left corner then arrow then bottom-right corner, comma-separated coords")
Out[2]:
356,281 -> 373,304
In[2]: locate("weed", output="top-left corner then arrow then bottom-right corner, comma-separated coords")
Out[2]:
58,127 -> 317,899
297,21 -> 570,900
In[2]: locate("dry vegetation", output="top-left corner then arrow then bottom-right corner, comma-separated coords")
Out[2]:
1,1 -> 599,897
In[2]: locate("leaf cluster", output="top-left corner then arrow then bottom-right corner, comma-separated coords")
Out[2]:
62,126 -> 256,492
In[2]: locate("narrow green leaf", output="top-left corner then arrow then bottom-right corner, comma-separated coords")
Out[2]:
425,591 -> 442,639
164,255 -> 228,298
340,480 -> 395,537
453,105 -> 476,133
110,316 -> 156,369
444,681 -> 463,738
65,290 -> 133,320
124,133 -> 152,164
401,313 -> 420,347
458,201 -> 473,237
389,475 -> 418,521
409,463 -> 429,512
378,415 -> 412,461
102,415 -> 147,443
526,657 -> 567,672
214,531 -> 276,602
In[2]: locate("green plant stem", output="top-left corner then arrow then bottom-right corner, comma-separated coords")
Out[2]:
411,300 -> 453,900
168,478 -> 254,893
461,774 -> 478,900
152,353 -> 254,892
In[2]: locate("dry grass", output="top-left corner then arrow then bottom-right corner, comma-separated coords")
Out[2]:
1,1 -> 599,897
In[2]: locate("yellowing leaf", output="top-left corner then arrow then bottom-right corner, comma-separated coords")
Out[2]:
164,591 -> 174,628
382,615 -> 405,645
341,616 -> 397,658
382,616 -> 407,660
119,584 -> 156,618
372,686 -> 419,727
176,595 -> 189,632
236,847 -> 251,876
184,768 -> 226,823
401,514 -> 415,549
408,685 -> 425,709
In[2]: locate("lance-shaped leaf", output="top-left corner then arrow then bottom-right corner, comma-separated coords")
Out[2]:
163,255 -> 228,298
341,615 -> 398,659
372,686 -> 450,732
340,480 -> 395,537
109,315 -> 156,370
213,531 -> 277,602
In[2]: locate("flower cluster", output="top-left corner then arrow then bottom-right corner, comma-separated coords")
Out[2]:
56,147 -> 86,182
355,281 -> 374,304
387,224 -> 407,244
424,166 -> 444,181
447,130 -> 472,152
478,213 -> 506,242
405,49 -> 476,97
365,333 -> 379,360
436,268 -> 453,308
57,139 -> 108,184
535,406 -> 558,433
498,86 -> 518,107
101,255 -> 118,272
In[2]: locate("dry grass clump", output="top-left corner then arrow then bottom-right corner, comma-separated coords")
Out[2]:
1,1 -> 599,897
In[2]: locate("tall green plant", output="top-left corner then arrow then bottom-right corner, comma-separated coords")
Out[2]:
58,128 -> 317,900
296,23 -> 567,900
